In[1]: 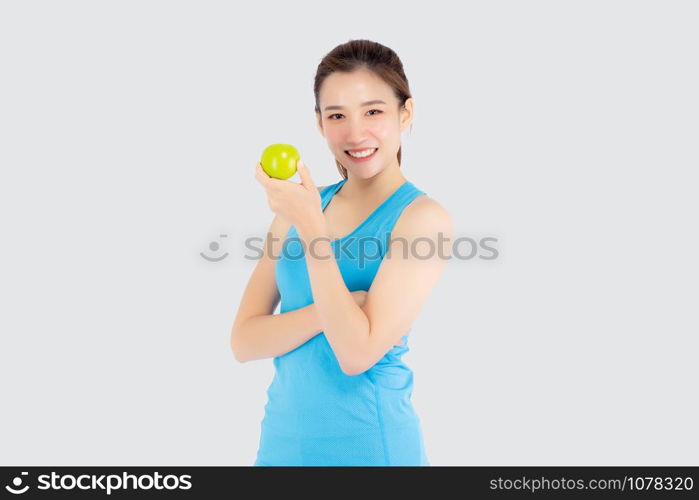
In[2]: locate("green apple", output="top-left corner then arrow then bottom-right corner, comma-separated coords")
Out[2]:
260,144 -> 299,180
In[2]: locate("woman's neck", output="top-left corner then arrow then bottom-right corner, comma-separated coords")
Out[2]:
339,163 -> 408,202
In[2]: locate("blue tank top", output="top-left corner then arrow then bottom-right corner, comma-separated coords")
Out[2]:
253,178 -> 430,466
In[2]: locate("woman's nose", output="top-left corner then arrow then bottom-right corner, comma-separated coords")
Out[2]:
345,120 -> 369,144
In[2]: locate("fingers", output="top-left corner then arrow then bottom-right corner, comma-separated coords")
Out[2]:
296,159 -> 315,189
255,162 -> 270,186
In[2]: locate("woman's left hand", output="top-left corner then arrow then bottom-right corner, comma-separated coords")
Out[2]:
255,159 -> 323,234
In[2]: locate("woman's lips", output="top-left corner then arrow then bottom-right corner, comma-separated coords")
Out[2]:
344,148 -> 378,162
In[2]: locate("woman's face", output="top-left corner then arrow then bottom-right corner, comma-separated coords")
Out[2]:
316,68 -> 413,180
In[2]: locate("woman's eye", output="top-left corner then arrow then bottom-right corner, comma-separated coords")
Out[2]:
327,109 -> 383,120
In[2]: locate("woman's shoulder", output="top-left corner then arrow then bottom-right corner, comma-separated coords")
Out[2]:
403,179 -> 449,218
397,191 -> 453,236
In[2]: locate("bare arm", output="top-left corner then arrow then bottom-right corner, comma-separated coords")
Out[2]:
230,212 -> 313,362
232,294 -> 368,362
230,187 -> 373,362
296,197 -> 453,375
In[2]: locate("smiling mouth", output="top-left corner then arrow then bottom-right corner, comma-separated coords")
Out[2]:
344,148 -> 379,160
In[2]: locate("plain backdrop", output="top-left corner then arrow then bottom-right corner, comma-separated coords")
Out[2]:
1,0 -> 697,466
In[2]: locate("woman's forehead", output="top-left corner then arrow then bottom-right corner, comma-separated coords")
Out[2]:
320,72 -> 394,108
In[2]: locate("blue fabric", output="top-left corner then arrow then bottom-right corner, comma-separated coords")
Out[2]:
253,178 -> 430,466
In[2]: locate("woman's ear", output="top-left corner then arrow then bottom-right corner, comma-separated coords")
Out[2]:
316,112 -> 324,138
400,98 -> 414,132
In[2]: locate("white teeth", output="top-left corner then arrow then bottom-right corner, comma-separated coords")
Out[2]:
347,148 -> 377,158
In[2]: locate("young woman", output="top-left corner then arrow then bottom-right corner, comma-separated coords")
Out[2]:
231,39 -> 452,466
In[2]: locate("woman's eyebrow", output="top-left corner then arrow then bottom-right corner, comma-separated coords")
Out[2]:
323,99 -> 387,111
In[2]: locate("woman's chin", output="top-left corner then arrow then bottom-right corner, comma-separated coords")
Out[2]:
345,163 -> 383,179
349,169 -> 379,180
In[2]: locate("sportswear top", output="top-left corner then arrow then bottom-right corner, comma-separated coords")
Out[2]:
253,177 -> 430,466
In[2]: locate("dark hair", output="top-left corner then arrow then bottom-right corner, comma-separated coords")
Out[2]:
314,39 -> 412,180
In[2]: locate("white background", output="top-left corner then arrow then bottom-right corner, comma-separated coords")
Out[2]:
1,0 -> 697,465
